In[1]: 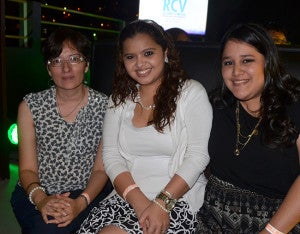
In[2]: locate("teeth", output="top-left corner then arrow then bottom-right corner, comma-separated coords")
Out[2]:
137,68 -> 150,75
233,80 -> 247,84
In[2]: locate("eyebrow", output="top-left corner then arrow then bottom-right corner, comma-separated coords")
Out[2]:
123,47 -> 157,56
52,53 -> 81,58
222,54 -> 255,60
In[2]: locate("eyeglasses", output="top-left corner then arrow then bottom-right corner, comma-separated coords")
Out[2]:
47,54 -> 86,67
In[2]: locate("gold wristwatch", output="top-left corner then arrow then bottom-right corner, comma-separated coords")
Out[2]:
156,192 -> 177,212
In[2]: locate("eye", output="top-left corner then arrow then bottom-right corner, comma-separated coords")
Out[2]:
69,55 -> 83,63
124,55 -> 134,60
243,58 -> 254,64
223,60 -> 233,66
144,51 -> 154,56
51,58 -> 62,66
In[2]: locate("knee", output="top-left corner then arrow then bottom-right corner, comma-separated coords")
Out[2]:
98,225 -> 127,234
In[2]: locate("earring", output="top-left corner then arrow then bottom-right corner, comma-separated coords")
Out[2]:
83,79 -> 88,85
164,56 -> 169,63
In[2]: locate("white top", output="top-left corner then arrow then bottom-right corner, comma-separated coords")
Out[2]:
102,79 -> 213,213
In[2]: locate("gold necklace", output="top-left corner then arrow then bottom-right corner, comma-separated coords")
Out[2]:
234,102 -> 262,156
57,88 -> 85,118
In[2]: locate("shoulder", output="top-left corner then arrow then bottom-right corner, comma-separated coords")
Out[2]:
23,87 -> 53,106
18,99 -> 30,114
177,80 -> 212,117
180,79 -> 209,101
88,87 -> 108,101
88,87 -> 109,107
182,79 -> 206,92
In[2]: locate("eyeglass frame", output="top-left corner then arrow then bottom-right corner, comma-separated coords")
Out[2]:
47,54 -> 87,67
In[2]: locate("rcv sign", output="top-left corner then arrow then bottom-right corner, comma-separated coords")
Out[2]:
163,0 -> 187,13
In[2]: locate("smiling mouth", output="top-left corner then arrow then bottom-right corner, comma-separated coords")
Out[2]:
232,79 -> 249,85
137,68 -> 151,76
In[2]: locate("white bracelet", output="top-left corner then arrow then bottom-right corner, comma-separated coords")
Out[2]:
153,199 -> 170,213
80,192 -> 90,206
265,223 -> 285,234
28,186 -> 45,205
123,184 -> 139,201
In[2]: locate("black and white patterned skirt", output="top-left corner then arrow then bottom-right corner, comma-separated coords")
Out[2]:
196,175 -> 300,234
77,193 -> 198,234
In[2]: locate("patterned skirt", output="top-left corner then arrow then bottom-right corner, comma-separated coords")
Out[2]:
77,193 -> 198,234
196,175 -> 300,234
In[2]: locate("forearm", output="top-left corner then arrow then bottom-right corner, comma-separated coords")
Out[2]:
80,170 -> 109,203
163,174 -> 189,199
261,175 -> 300,233
114,171 -> 150,215
20,169 -> 42,195
19,169 -> 49,207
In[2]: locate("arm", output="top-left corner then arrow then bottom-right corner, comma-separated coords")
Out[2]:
139,81 -> 213,232
102,101 -> 154,228
78,140 -> 109,205
260,135 -> 300,234
18,100 -> 41,194
18,100 -> 62,223
174,81 -> 212,187
53,140 -> 109,227
260,175 -> 300,234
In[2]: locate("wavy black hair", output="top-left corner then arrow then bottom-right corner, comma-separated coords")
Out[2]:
112,19 -> 189,132
210,23 -> 300,148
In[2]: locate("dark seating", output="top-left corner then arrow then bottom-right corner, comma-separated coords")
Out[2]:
91,41 -> 300,95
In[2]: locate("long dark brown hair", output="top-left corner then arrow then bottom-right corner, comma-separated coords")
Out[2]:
112,20 -> 189,132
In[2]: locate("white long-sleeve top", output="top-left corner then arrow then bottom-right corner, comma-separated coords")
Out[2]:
102,79 -> 212,213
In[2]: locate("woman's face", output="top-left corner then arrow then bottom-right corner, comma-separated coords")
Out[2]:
222,39 -> 265,109
47,41 -> 88,90
122,33 -> 167,88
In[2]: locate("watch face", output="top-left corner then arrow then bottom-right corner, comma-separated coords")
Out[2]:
166,201 -> 175,210
156,192 -> 177,211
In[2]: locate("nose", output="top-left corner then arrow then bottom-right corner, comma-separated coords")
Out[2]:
232,63 -> 243,76
61,60 -> 71,71
136,56 -> 145,68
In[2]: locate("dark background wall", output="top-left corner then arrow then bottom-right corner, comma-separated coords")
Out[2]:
204,0 -> 300,44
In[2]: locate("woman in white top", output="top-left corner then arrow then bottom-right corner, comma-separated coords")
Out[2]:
78,19 -> 212,234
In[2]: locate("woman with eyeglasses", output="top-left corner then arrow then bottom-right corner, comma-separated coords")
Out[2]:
10,28 -> 112,234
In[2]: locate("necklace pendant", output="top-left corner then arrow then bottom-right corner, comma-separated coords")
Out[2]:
234,148 -> 240,156
136,90 -> 155,110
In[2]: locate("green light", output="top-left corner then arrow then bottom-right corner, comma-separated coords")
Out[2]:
8,123 -> 18,145
10,163 -> 19,175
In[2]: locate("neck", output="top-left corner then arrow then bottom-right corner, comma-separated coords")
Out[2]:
56,86 -> 86,118
56,85 -> 85,102
239,100 -> 261,117
136,85 -> 156,110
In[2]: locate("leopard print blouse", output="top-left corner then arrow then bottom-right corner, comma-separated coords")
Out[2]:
24,86 -> 108,194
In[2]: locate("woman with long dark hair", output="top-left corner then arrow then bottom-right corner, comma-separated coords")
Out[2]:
78,19 -> 212,234
197,23 -> 300,233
